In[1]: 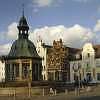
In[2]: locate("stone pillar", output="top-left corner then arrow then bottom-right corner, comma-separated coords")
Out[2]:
82,68 -> 84,80
33,63 -> 36,81
19,60 -> 22,81
45,71 -> 48,80
70,65 -> 74,83
43,74 -> 45,80
13,64 -> 16,80
84,69 -> 86,79
38,64 -> 40,80
92,68 -> 96,81
54,71 -> 55,80
29,59 -> 32,81
67,72 -> 69,81
59,71 -> 62,81
10,63 -> 13,81
72,72 -> 75,83
34,64 -> 36,80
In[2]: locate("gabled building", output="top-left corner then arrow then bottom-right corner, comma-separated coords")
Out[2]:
82,43 -> 96,82
36,38 -> 81,82
70,43 -> 100,83
46,39 -> 70,81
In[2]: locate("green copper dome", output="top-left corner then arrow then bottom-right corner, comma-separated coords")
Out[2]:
8,13 -> 40,59
8,39 -> 39,58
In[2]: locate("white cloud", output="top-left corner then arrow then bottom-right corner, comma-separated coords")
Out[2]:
0,22 -> 18,55
33,0 -> 53,7
29,24 -> 95,48
0,21 -> 99,55
32,0 -> 62,7
7,22 -> 18,39
94,20 -> 100,32
33,8 -> 39,13
0,43 -> 11,55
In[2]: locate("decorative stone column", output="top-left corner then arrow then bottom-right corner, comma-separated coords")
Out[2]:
92,68 -> 96,81
37,64 -> 40,80
54,71 -> 55,80
29,59 -> 32,81
82,68 -> 84,80
13,63 -> 16,80
19,60 -> 22,81
45,71 -> 48,80
10,63 -> 13,81
59,71 -> 62,81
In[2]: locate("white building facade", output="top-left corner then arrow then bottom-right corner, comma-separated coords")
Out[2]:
0,59 -> 5,82
82,43 -> 96,82
95,58 -> 100,82
70,60 -> 82,83
36,39 -> 49,80
70,43 -> 98,83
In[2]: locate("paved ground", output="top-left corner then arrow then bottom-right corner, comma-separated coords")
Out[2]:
0,94 -> 100,100
0,85 -> 100,100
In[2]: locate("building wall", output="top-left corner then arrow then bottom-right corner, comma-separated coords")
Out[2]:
36,40 -> 100,83
82,43 -> 96,82
96,58 -> 100,82
5,58 -> 42,82
70,60 -> 82,83
0,60 -> 5,82
70,43 -> 97,83
46,39 -> 70,81
36,39 -> 48,80
36,39 -> 70,81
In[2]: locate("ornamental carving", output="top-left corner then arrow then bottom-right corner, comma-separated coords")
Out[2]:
47,39 -> 69,70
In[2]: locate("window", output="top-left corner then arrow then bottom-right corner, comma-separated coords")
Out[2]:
15,65 -> 19,77
44,66 -> 45,70
87,63 -> 89,67
97,73 -> 100,81
88,53 -> 90,58
55,71 -> 59,80
22,63 -> 29,79
86,73 -> 92,81
96,60 -> 100,67
21,30 -> 22,34
48,72 -> 54,81
25,31 -> 27,34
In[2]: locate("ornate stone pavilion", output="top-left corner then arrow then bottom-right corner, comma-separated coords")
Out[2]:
4,12 -> 42,82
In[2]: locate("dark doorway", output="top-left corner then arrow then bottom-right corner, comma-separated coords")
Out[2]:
86,73 -> 92,82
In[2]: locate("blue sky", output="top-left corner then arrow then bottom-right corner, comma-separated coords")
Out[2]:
0,0 -> 99,29
0,0 -> 100,55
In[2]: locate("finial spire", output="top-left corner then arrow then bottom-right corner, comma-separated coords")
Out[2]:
22,3 -> 24,17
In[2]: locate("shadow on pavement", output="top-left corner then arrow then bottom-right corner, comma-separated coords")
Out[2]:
76,96 -> 100,100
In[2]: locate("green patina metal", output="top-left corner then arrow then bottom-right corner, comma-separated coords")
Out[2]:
8,39 -> 39,58
8,12 -> 40,59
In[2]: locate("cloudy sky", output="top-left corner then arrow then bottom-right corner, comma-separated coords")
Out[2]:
0,0 -> 100,55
